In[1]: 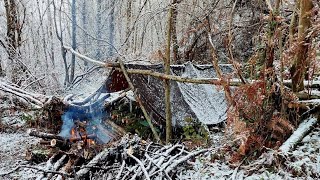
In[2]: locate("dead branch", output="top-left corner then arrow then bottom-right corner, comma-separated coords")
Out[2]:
64,46 -> 105,66
0,82 -> 45,107
63,45 -> 242,86
76,135 -> 141,178
208,34 -> 235,106
165,148 -> 209,174
283,80 -> 320,89
127,150 -> 151,180
0,165 -> 70,178
116,161 -> 126,180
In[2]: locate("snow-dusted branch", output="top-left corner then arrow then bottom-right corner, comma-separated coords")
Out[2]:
279,116 -> 318,153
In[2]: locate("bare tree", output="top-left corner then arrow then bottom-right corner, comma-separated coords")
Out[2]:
53,0 -> 69,86
2,0 -> 26,83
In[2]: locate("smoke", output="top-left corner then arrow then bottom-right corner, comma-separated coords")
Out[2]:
59,93 -> 113,144
59,111 -> 75,138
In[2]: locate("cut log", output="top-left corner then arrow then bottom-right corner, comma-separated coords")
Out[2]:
40,140 -> 51,145
279,116 -> 319,153
50,139 -> 70,150
28,129 -> 65,141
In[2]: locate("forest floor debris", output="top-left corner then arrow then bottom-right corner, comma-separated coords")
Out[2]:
0,123 -> 319,179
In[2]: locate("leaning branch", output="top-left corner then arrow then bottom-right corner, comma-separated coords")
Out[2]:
63,45 -> 242,86
64,46 -> 106,66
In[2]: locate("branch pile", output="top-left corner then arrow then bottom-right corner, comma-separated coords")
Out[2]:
1,134 -> 209,180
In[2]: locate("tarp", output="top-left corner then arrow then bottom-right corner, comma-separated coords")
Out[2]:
106,62 -> 233,125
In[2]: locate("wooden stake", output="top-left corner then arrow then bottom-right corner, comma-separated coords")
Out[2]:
165,1 -> 173,144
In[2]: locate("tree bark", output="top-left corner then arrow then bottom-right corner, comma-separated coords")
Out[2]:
291,0 -> 313,92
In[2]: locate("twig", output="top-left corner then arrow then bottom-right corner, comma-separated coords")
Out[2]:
116,161 -> 126,180
78,165 -> 118,171
121,165 -> 139,180
127,151 -> 151,180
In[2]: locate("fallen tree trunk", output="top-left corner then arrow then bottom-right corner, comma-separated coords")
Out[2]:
283,80 -> 320,89
295,92 -> 320,100
279,116 -> 319,153
0,81 -> 48,108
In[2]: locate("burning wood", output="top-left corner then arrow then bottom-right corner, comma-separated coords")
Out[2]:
69,134 -> 97,143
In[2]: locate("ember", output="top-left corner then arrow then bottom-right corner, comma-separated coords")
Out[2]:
69,121 -> 97,147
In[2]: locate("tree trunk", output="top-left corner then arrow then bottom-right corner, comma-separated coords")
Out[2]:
172,0 -> 179,63
53,0 -> 69,86
125,0 -> 132,51
96,0 -> 102,60
82,0 -> 88,68
108,0 -> 115,57
70,0 -> 77,83
165,1 -> 173,144
47,0 -> 55,67
291,0 -> 313,92
3,0 -> 24,83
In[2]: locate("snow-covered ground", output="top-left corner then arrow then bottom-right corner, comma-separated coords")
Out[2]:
179,125 -> 320,179
0,132 -> 40,179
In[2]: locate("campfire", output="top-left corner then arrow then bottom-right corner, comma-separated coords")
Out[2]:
69,121 -> 97,147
